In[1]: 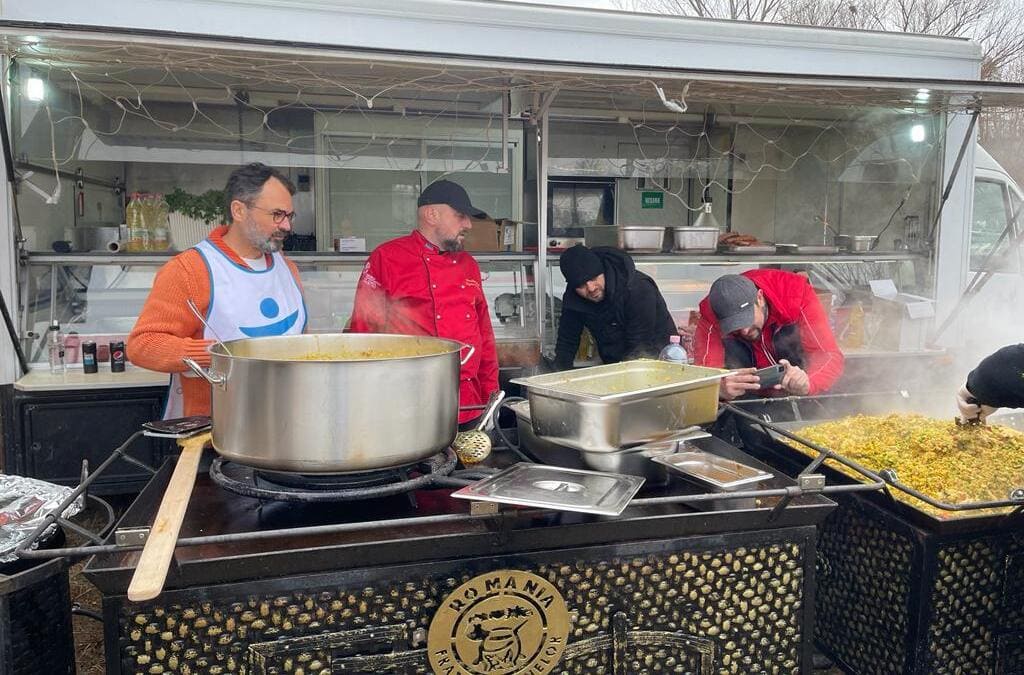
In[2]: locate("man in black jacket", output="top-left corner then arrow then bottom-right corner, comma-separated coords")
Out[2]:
553,244 -> 678,370
956,343 -> 1024,423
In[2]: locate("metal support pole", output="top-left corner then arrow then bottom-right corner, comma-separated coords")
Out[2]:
533,90 -> 559,345
926,108 -> 978,244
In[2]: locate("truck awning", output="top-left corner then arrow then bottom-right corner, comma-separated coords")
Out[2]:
3,28 -> 1024,115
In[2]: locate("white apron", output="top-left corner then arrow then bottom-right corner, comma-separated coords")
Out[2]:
163,240 -> 306,418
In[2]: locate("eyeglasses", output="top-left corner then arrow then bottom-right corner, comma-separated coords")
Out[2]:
248,204 -> 297,224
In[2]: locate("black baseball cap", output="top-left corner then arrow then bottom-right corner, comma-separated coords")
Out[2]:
708,274 -> 759,335
417,180 -> 488,219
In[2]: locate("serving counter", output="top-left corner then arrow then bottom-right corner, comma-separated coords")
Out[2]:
1,366 -> 172,493
82,435 -> 834,674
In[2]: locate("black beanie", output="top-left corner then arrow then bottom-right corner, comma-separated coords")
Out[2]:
559,245 -> 605,289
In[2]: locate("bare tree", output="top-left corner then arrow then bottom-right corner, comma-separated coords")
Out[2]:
612,0 -> 1024,81
613,0 -> 784,21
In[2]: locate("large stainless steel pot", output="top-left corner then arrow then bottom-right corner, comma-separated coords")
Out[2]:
184,333 -> 472,473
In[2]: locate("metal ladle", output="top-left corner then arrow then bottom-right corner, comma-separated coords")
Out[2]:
186,298 -> 233,357
453,390 -> 506,465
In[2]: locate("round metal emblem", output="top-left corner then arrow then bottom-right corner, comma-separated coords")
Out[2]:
428,570 -> 570,675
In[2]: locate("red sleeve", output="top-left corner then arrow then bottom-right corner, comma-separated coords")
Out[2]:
692,302 -> 725,368
797,282 -> 844,394
475,265 -> 499,395
348,252 -> 388,333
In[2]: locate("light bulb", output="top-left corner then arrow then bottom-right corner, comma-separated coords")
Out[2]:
26,77 -> 44,102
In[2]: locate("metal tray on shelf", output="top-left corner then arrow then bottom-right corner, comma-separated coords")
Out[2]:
775,244 -> 841,255
718,245 -> 776,255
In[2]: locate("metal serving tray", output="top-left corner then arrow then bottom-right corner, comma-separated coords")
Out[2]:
510,360 -> 727,453
653,447 -> 772,490
451,463 -> 645,516
719,245 -> 776,255
775,244 -> 841,255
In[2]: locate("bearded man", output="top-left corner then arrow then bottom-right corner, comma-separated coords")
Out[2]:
348,180 -> 498,426
128,163 -> 305,417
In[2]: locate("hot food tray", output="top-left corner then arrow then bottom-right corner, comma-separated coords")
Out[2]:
653,447 -> 772,490
451,463 -> 644,516
511,360 -> 727,452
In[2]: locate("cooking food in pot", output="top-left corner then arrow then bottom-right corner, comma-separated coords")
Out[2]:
786,414 -> 1024,518
184,333 -> 467,472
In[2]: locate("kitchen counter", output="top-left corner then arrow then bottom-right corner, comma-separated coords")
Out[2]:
14,365 -> 169,392
83,436 -> 834,674
85,434 -> 833,592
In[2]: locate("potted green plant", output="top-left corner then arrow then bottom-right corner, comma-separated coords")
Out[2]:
164,188 -> 227,224
164,188 -> 227,250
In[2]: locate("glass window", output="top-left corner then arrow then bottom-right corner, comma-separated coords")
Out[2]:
970,179 -> 1016,272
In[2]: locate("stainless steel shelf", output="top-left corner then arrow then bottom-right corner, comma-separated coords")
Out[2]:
545,252 -> 929,264
22,251 -> 537,265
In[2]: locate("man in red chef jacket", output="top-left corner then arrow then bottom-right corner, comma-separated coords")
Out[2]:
349,180 -> 498,426
693,270 -> 844,400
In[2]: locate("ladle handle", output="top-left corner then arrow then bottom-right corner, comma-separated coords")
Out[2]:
186,299 -> 232,356
476,390 -> 506,431
459,343 -> 475,366
183,358 -> 226,387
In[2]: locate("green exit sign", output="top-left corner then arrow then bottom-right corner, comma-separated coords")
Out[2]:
641,191 -> 664,209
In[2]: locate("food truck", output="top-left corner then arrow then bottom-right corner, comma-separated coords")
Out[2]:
0,1 -> 1023,674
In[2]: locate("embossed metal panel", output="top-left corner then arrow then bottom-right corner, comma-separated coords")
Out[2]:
111,530 -> 814,674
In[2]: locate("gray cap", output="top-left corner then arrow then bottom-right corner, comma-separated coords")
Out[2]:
709,274 -> 759,335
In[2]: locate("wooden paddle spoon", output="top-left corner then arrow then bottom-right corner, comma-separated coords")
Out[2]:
127,430 -> 210,602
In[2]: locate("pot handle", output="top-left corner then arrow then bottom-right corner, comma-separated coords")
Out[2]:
183,358 -> 226,387
458,343 -> 476,366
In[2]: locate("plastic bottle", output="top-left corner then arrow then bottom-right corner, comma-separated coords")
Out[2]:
151,193 -> 170,251
658,335 -> 688,364
47,320 -> 65,375
126,193 -> 147,252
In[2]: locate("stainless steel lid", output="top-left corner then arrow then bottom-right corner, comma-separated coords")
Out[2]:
451,463 -> 645,516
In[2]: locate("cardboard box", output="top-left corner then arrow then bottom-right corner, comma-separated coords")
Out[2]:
465,218 -> 500,251
866,279 -> 935,352
466,218 -> 519,252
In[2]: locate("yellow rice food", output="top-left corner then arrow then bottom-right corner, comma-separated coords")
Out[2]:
786,414 -> 1024,519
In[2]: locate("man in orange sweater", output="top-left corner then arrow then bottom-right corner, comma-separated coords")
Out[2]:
128,163 -> 306,417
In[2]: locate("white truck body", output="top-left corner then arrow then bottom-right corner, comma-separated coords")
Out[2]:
1,0 -> 1023,382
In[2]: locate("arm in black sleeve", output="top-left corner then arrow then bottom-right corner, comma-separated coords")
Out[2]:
966,343 -> 1024,409
623,282 -> 664,359
553,309 -> 585,371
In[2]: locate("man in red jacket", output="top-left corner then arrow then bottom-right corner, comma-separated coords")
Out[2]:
693,270 -> 844,400
349,180 -> 498,425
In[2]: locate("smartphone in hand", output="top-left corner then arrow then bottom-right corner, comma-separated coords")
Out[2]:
754,364 -> 786,388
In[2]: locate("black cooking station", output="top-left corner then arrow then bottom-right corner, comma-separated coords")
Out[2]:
82,434 -> 834,674
725,394 -> 1024,675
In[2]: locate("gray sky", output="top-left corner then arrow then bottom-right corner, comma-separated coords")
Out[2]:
496,0 -> 620,9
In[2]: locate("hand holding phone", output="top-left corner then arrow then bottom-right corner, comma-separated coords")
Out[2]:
754,364 -> 786,388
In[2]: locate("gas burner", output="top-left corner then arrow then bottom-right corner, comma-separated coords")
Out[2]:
209,449 -> 458,502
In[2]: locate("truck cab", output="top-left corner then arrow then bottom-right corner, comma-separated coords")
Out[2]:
961,145 -> 1024,358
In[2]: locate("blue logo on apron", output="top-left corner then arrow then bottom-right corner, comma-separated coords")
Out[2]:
239,297 -> 299,337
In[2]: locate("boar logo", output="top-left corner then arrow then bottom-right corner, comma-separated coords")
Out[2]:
428,570 -> 569,675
